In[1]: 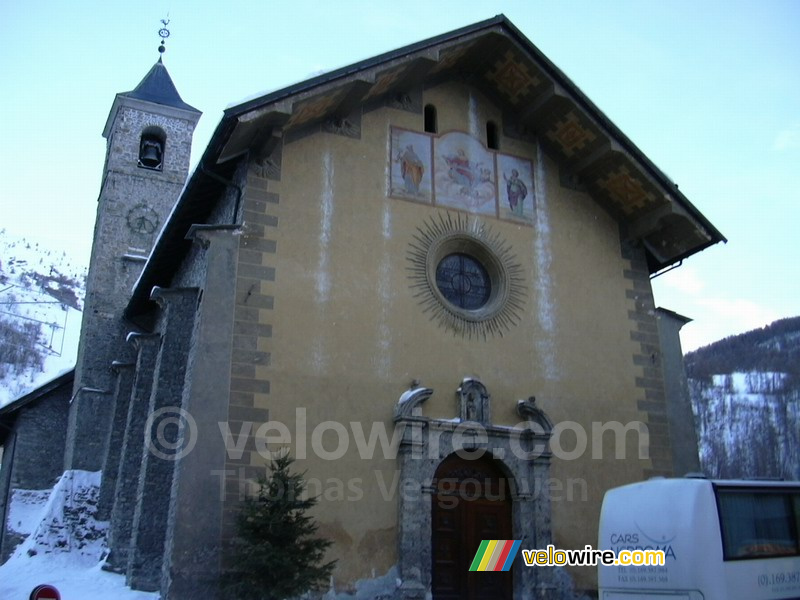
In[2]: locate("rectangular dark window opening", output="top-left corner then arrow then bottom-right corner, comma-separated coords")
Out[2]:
424,104 -> 437,134
716,488 -> 800,560
487,121 -> 499,150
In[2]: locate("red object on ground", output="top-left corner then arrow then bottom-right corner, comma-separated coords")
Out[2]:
29,584 -> 61,600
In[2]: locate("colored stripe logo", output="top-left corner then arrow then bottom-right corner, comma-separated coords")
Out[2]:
469,540 -> 521,571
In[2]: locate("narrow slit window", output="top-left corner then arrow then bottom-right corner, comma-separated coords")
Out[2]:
424,104 -> 438,134
487,121 -> 499,150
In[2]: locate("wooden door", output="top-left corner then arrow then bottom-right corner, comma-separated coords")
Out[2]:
431,454 -> 513,600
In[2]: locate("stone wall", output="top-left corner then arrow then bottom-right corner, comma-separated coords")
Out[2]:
220,164 -> 278,544
656,308 -> 700,476
620,240 -> 674,478
0,374 -> 72,562
66,97 -> 198,472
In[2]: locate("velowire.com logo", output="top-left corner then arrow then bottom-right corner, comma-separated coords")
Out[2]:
469,540 -> 521,572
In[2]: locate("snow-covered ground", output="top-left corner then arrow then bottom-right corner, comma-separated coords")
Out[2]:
0,553 -> 159,600
0,471 -> 157,600
0,230 -> 85,407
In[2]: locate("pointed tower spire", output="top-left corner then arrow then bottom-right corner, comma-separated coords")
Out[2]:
118,61 -> 200,113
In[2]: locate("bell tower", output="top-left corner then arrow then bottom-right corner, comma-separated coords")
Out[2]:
64,28 -> 201,470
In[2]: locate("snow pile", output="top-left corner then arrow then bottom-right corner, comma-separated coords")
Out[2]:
5,489 -> 50,536
0,230 -> 85,407
0,470 -> 157,599
11,470 -> 106,563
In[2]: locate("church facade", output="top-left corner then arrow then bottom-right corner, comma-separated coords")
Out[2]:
0,16 -> 722,599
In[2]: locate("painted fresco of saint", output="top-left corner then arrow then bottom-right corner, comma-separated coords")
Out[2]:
504,169 -> 528,217
397,144 -> 424,196
497,153 -> 534,222
390,128 -> 432,202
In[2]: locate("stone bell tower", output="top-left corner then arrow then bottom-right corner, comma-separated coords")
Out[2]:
64,34 -> 201,470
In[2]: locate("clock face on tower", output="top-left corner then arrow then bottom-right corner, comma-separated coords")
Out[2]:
126,204 -> 160,235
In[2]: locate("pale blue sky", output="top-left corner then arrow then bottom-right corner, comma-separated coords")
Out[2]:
1,0 -> 798,351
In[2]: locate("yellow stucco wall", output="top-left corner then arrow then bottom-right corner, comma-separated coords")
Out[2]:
232,82 -> 658,591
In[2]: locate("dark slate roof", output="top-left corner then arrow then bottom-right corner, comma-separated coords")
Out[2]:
0,370 -> 75,418
121,58 -> 200,114
0,369 -> 74,445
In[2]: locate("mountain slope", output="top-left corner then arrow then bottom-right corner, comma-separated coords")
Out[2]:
685,317 -> 800,480
0,230 -> 85,407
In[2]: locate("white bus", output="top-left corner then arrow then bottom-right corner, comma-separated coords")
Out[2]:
598,477 -> 800,599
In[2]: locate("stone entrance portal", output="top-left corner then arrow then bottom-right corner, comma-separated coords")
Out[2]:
393,378 -> 556,599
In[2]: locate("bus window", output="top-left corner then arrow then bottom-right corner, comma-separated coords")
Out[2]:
717,489 -> 800,559
795,494 -> 800,547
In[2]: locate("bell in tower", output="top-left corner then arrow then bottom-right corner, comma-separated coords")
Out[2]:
138,133 -> 164,170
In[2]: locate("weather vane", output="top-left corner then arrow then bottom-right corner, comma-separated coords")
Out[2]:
158,18 -> 170,55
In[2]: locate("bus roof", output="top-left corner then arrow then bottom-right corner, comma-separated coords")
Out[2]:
626,477 -> 800,490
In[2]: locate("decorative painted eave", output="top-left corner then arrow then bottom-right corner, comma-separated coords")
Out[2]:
126,15 -> 724,320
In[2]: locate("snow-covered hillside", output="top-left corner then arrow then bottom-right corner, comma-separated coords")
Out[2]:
686,317 -> 800,480
691,371 -> 800,480
0,230 -> 85,407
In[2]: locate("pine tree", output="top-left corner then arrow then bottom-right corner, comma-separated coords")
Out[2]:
221,453 -> 336,600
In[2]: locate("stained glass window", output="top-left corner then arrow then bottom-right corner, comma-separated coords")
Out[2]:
435,253 -> 491,310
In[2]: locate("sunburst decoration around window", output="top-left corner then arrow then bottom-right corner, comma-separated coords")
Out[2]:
406,212 -> 527,340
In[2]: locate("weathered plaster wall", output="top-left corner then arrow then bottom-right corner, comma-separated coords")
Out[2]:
223,81 -> 668,593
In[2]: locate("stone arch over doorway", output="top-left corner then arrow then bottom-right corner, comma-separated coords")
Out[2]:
393,379 -> 555,599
